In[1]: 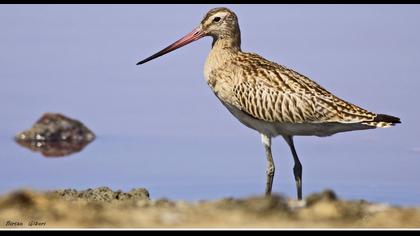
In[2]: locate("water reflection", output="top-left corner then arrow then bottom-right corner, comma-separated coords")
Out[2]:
14,113 -> 95,157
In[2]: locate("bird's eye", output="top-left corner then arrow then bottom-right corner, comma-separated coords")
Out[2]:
213,17 -> 221,23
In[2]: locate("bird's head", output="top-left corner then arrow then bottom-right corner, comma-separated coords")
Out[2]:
137,7 -> 240,65
199,7 -> 240,40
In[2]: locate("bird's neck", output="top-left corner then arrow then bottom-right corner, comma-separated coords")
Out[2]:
211,32 -> 241,51
204,36 -> 241,82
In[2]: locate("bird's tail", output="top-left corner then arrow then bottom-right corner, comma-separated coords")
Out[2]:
362,114 -> 401,128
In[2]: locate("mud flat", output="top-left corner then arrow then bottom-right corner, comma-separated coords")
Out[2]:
0,187 -> 419,228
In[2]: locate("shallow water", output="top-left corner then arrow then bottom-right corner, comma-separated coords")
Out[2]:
1,5 -> 420,206
1,133 -> 420,206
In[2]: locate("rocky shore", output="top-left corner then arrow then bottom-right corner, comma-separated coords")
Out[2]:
0,187 -> 419,228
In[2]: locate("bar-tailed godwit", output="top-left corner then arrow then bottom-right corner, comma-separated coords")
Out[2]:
137,7 -> 401,200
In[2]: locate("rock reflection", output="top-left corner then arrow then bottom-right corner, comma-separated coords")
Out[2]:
15,113 -> 95,157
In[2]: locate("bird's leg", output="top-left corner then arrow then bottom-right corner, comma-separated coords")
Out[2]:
283,136 -> 303,200
261,134 -> 275,196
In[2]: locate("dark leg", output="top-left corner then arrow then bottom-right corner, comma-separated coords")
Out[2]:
283,136 -> 303,200
261,134 -> 275,196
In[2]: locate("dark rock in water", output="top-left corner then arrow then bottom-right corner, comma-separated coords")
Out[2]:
15,113 -> 95,157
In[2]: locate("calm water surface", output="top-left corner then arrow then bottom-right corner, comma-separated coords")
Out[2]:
1,4 -> 419,206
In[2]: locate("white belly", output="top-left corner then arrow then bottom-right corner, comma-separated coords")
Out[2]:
221,101 -> 375,137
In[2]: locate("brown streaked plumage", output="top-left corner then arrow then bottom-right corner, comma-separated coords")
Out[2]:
137,7 -> 401,200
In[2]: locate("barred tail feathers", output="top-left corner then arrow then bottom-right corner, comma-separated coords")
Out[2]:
362,114 -> 401,128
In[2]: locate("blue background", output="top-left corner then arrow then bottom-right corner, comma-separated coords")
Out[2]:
0,4 -> 419,205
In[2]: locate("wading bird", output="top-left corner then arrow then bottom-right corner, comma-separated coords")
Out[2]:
137,8 -> 401,200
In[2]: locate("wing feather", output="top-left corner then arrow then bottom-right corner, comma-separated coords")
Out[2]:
228,52 -> 378,124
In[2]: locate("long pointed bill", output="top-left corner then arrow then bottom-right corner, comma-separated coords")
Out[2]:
137,27 -> 205,65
